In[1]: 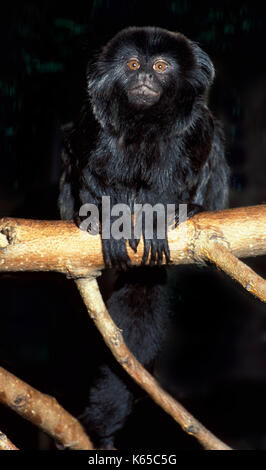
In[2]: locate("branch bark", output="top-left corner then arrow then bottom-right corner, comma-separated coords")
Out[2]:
0,366 -> 94,450
0,431 -> 18,450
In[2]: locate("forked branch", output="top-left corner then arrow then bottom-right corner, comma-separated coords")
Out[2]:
0,206 -> 265,450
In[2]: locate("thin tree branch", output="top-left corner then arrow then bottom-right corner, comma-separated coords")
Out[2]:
0,431 -> 19,450
75,276 -> 232,450
0,366 -> 94,450
202,241 -> 266,302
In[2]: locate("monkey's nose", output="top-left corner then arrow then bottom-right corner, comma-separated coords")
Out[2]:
138,72 -> 154,83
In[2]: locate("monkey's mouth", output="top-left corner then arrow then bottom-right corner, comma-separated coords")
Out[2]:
129,85 -> 160,97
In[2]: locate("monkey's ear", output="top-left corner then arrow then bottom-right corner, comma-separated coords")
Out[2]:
188,41 -> 215,93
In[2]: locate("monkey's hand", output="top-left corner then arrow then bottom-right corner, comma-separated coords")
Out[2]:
137,202 -> 203,265
74,211 -> 100,235
129,206 -> 171,266
141,234 -> 171,267
102,237 -> 132,270
74,210 -> 131,270
131,213 -> 170,266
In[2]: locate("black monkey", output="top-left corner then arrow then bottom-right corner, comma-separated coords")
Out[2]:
59,26 -> 229,448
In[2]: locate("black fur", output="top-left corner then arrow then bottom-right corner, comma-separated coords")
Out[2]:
59,26 -> 229,448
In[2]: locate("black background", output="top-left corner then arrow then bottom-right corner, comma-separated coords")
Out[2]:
0,0 -> 266,450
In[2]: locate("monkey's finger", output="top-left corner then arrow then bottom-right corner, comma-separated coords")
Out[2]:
142,238 -> 151,265
128,237 -> 139,253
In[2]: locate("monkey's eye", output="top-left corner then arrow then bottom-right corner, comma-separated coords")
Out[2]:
153,60 -> 168,72
128,59 -> 140,70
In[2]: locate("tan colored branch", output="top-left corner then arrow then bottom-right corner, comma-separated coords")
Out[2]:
202,242 -> 266,302
0,205 -> 265,272
0,431 -> 18,450
0,206 -> 265,302
75,276 -> 231,450
0,366 -> 94,450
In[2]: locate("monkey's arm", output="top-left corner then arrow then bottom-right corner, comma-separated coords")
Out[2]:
192,123 -> 229,211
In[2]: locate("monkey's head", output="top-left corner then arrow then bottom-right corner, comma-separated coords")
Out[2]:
87,27 -> 215,131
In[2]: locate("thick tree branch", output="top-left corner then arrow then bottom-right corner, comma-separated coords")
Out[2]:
0,366 -> 94,450
75,276 -> 231,450
0,205 -> 265,301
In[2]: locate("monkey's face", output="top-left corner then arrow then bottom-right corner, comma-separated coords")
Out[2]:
100,33 -> 183,110
88,27 -> 214,126
124,56 -> 175,108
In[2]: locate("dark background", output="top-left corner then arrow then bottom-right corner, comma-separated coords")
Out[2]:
0,0 -> 266,450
